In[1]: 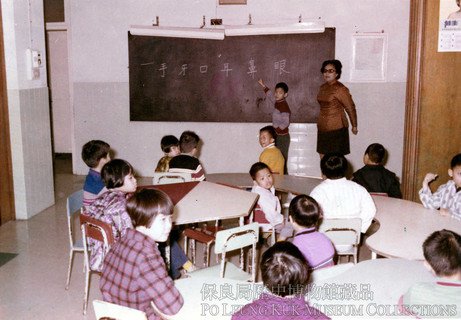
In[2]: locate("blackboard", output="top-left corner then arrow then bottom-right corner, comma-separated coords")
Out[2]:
129,29 -> 335,123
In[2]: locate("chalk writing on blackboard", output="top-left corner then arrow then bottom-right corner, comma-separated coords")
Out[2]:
247,59 -> 257,79
158,63 -> 167,77
129,30 -> 336,122
220,63 -> 233,77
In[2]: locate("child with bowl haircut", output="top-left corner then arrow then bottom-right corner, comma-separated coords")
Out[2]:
352,143 -> 402,198
419,153 -> 461,221
169,130 -> 205,181
401,229 -> 461,318
310,153 -> 376,234
289,194 -> 335,269
232,241 -> 329,319
81,140 -> 111,207
100,189 -> 184,320
258,79 -> 291,174
258,125 -> 285,175
155,135 -> 180,173
249,162 -> 292,240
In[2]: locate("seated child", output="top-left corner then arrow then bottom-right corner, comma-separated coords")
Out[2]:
81,140 -> 111,207
352,143 -> 402,198
258,79 -> 291,174
289,194 -> 335,269
83,158 -> 135,272
100,189 -> 184,319
310,153 -> 376,233
83,159 -> 191,277
169,130 -> 205,181
419,153 -> 461,221
258,125 -> 285,175
250,162 -> 292,240
155,135 -> 180,173
232,241 -> 329,320
400,229 -> 461,318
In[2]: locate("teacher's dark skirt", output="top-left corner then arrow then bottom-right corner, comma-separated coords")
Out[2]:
317,127 -> 350,155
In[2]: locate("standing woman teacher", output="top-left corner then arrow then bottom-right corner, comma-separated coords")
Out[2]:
316,59 -> 358,157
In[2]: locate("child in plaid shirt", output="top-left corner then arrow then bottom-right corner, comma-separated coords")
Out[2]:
419,153 -> 461,221
100,189 -> 183,319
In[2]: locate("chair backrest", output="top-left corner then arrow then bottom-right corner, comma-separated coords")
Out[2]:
80,214 -> 115,246
318,218 -> 362,248
67,190 -> 84,245
93,300 -> 147,320
215,222 -> 259,254
153,172 -> 192,185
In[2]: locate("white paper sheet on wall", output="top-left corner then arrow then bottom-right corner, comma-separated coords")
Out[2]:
350,33 -> 388,82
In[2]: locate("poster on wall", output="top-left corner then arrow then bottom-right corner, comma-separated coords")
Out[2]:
438,0 -> 461,52
350,33 -> 387,82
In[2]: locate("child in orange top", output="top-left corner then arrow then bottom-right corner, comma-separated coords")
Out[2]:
258,126 -> 285,175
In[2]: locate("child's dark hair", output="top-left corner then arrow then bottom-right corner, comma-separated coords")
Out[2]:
160,135 -> 179,153
249,162 -> 270,180
126,189 -> 173,228
365,143 -> 386,164
261,241 -> 310,297
320,153 -> 348,179
275,82 -> 289,93
289,194 -> 323,228
81,140 -> 110,168
179,131 -> 200,153
260,125 -> 277,141
423,229 -> 461,277
320,59 -> 343,80
450,153 -> 461,169
101,159 -> 133,189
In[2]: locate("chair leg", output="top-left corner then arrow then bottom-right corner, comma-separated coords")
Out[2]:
66,250 -> 74,290
190,239 -> 196,265
205,243 -> 211,267
83,269 -> 90,315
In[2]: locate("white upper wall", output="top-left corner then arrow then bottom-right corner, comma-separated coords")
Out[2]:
1,0 -> 48,89
70,0 -> 408,83
69,0 -> 410,178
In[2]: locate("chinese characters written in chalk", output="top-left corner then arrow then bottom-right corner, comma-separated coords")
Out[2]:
147,59 -> 291,79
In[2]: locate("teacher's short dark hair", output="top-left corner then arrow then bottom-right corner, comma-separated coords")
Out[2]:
320,153 -> 348,179
261,241 -> 310,297
321,59 -> 343,80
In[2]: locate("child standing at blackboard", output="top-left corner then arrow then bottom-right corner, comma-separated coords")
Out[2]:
258,79 -> 291,174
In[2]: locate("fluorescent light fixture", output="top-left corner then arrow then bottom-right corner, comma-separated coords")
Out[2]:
129,25 -> 225,40
224,21 -> 325,36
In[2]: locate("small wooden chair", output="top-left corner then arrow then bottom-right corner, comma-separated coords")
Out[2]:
153,172 -> 192,185
65,190 -> 84,290
80,214 -> 115,315
319,218 -> 362,264
187,223 -> 259,282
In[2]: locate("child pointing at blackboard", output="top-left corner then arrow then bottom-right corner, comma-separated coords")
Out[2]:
258,79 -> 291,174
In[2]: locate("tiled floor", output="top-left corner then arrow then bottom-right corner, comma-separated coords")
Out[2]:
0,155 -> 373,319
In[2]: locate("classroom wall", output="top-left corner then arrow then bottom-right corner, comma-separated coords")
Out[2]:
69,0 -> 410,180
1,0 -> 55,219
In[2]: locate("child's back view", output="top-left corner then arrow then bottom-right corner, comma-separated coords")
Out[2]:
289,194 -> 335,269
81,140 -> 111,207
168,131 -> 205,181
401,229 -> 461,318
232,241 -> 329,320
310,153 -> 376,233
155,135 -> 180,173
352,143 -> 402,198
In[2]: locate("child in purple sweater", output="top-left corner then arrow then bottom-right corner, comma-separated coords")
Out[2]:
232,241 -> 329,320
289,194 -> 335,269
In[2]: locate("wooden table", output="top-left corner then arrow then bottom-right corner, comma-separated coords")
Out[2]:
141,181 -> 258,225
309,258 -> 436,318
366,195 -> 461,260
207,173 -> 322,195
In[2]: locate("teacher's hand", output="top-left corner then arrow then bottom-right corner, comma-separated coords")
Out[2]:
351,126 -> 358,135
